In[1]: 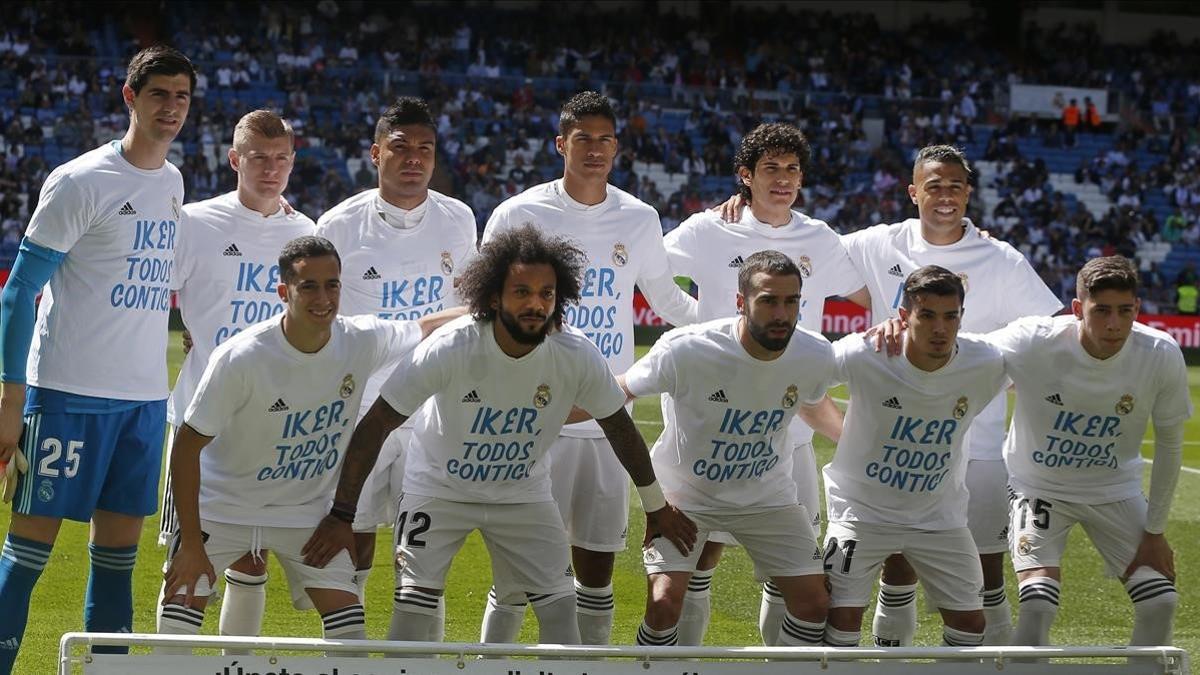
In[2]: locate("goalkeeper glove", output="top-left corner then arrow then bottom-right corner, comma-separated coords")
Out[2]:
2,448 -> 29,503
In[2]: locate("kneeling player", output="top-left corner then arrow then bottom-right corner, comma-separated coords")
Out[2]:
622,251 -> 838,646
302,225 -> 696,645
159,237 -> 458,648
989,257 -> 1190,647
822,266 -> 1006,647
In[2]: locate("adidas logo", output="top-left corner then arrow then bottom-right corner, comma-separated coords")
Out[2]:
887,264 -> 904,277
882,396 -> 902,409
1045,393 -> 1063,406
118,201 -> 137,216
363,266 -> 381,280
223,243 -> 242,256
267,398 -> 289,412
0,637 -> 17,650
707,389 -> 728,403
461,390 -> 481,403
727,255 -> 745,268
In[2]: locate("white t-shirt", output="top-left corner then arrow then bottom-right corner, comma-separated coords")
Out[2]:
316,188 -> 477,421
25,141 -> 184,399
382,315 -> 627,504
183,315 -> 421,527
841,218 -> 1062,460
482,179 -> 675,438
168,191 -> 316,423
825,334 -> 1007,529
664,207 -> 863,446
625,317 -> 836,512
989,315 -> 1193,504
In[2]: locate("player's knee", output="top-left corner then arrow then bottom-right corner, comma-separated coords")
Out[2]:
229,552 -> 268,577
880,554 -> 917,585
946,611 -> 986,635
828,606 -> 864,632
645,595 -> 684,630
571,547 -> 615,586
696,541 -> 724,570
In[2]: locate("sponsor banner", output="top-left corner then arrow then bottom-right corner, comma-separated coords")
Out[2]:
1009,83 -> 1115,121
633,289 -> 670,327
1141,313 -> 1200,348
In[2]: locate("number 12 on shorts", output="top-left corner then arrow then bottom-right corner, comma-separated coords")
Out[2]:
396,509 -> 431,548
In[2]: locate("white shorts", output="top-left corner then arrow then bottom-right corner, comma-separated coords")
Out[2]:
824,521 -> 983,611
164,520 -> 357,609
709,440 -> 821,547
966,458 -> 1010,554
394,494 -> 575,597
644,505 -> 823,581
157,426 -> 179,545
353,427 -> 411,532
548,436 -> 629,552
1010,490 -> 1146,578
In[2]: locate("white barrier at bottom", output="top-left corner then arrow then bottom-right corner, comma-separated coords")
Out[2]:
59,633 -> 1189,675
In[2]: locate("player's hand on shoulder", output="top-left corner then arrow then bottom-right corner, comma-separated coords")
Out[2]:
864,317 -> 905,356
1124,531 -> 1175,582
302,513 -> 357,568
278,195 -> 295,215
163,539 -> 215,607
644,504 -> 698,556
710,193 -> 745,223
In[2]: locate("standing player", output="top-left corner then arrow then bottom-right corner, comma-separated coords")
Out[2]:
302,225 -> 697,645
665,122 -> 868,645
158,109 -> 316,645
158,236 -> 459,648
480,91 -> 698,644
822,266 -> 1006,649
316,97 -> 477,631
988,257 -> 1189,647
0,46 -> 194,672
622,251 -> 837,648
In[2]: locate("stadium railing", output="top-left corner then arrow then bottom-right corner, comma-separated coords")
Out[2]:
59,633 -> 1189,674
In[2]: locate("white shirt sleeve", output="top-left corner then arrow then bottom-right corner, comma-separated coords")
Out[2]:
24,171 -> 93,253
624,334 -> 679,398
824,234 -> 868,298
183,349 -> 248,438
575,344 -> 628,419
1000,253 -> 1063,319
638,271 -> 698,327
380,338 -> 451,417
830,334 -> 858,385
171,211 -> 193,292
372,317 -> 424,372
1146,421 -> 1183,534
1151,343 -> 1194,428
800,341 -> 838,405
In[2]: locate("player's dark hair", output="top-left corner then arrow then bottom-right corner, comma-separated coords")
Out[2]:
125,45 -> 197,95
737,250 -> 803,297
279,236 -> 341,284
901,265 -> 964,310
1076,256 -> 1139,300
734,123 -> 811,202
375,96 -> 437,142
458,224 -> 587,326
558,91 -> 617,136
913,144 -> 972,179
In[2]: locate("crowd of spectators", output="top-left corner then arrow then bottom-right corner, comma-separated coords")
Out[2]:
1,1 -> 1198,304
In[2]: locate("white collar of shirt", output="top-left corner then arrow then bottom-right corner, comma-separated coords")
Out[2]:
375,193 -> 428,230
554,179 -> 609,212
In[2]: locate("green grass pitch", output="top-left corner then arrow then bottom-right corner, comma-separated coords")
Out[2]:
7,336 -> 1200,672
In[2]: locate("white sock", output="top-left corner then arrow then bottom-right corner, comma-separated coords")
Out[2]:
157,602 -> 205,655
824,625 -> 860,647
779,612 -> 825,646
322,603 -> 367,640
1125,568 -> 1178,646
389,587 -> 441,641
758,580 -> 786,646
943,624 -> 985,646
1013,577 -> 1060,646
480,586 -> 526,642
872,582 -> 917,646
429,595 -> 446,642
981,585 -> 1012,646
636,620 -> 678,646
353,566 -> 370,602
218,569 -> 267,655
677,570 -> 712,646
530,593 -> 582,644
574,581 -> 614,645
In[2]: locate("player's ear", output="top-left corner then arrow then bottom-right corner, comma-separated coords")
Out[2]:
736,292 -> 746,315
1071,297 -> 1083,319
277,283 -> 288,303
227,147 -> 239,172
908,183 -> 918,205
738,166 -> 752,187
555,135 -> 565,156
897,305 -> 910,323
369,143 -> 381,166
121,84 -> 136,111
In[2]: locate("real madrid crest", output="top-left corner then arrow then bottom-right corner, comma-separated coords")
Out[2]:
1017,535 -> 1032,556
612,243 -> 628,267
953,396 -> 969,420
956,272 -> 969,292
782,384 -> 799,408
340,374 -> 356,399
1116,394 -> 1135,415
533,383 -> 552,408
798,255 -> 813,278
440,251 -> 454,275
171,195 -> 181,221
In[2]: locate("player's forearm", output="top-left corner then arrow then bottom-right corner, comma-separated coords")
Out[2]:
799,395 -> 844,443
596,408 -> 657,487
334,398 -> 407,507
1146,421 -> 1184,534
170,425 -> 211,546
639,272 -> 698,327
0,240 -> 65,383
416,306 -> 468,338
